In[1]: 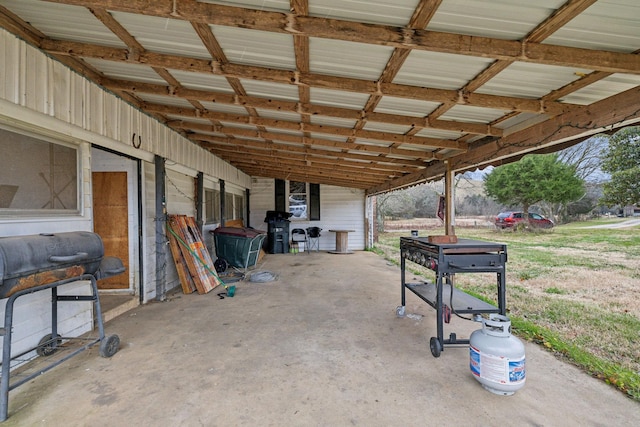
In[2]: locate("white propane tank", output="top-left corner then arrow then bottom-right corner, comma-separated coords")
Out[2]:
469,314 -> 526,395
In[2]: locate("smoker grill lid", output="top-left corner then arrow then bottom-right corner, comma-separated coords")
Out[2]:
0,232 -> 115,298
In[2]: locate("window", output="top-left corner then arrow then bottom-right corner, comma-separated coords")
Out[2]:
289,180 -> 307,219
204,189 -> 220,223
275,179 -> 320,221
225,192 -> 234,221
234,193 -> 244,221
0,127 -> 78,213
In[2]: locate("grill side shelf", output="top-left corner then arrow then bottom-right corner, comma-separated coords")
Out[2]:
406,282 -> 499,314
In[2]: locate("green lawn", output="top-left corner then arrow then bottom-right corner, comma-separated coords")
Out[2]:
373,220 -> 640,400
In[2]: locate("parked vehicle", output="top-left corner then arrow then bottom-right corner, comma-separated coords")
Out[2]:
495,211 -> 554,229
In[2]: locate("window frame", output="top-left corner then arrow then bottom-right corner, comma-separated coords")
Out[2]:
0,125 -> 81,216
275,179 -> 320,221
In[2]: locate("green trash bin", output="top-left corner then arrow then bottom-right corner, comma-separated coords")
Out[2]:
211,227 -> 266,270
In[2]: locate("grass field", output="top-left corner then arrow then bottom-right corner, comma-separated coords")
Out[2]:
373,218 -> 640,400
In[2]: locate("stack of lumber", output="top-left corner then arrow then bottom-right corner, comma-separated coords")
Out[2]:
167,215 -> 222,294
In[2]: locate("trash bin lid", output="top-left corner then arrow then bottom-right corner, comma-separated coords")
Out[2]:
211,227 -> 265,238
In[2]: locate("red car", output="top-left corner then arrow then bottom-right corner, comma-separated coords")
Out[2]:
495,211 -> 554,229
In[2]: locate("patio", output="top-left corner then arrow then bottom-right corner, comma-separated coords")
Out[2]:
4,251 -> 638,426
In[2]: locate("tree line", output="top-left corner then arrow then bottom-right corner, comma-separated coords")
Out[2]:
377,126 -> 640,225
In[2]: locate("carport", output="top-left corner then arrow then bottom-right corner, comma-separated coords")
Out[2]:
1,0 -> 640,424
4,252 -> 639,425
1,0 -> 639,197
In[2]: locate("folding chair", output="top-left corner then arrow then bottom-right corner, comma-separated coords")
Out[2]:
291,228 -> 308,254
306,227 -> 322,252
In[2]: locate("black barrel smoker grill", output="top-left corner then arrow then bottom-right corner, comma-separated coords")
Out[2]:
0,232 -> 124,422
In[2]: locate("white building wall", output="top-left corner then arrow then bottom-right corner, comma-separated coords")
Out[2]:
0,29 -> 252,360
142,160 -> 158,303
251,179 -> 365,252
249,178 -> 275,231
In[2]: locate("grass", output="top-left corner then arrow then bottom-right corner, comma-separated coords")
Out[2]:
374,220 -> 640,400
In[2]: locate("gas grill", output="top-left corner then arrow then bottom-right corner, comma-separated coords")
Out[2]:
397,237 -> 507,357
0,231 -> 125,421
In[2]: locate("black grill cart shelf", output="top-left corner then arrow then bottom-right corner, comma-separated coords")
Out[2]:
398,237 -> 507,357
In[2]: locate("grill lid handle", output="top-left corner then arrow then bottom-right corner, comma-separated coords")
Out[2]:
48,252 -> 89,263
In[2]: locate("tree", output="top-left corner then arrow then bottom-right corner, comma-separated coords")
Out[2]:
541,136 -> 608,221
600,126 -> 640,207
483,153 -> 584,225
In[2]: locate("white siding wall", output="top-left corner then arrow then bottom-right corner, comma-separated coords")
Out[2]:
0,29 -> 253,359
142,160 -> 157,303
251,179 -> 365,251
0,139 -> 94,365
0,282 -> 92,368
249,178 -> 275,232
164,168 -> 197,294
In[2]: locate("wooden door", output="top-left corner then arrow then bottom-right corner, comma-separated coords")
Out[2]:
92,172 -> 129,290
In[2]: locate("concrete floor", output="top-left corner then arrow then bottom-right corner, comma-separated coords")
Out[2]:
4,251 -> 639,426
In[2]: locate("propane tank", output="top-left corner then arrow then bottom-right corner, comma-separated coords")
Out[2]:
469,314 -> 526,395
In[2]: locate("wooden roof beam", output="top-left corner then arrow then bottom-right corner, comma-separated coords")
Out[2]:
42,0 -> 640,74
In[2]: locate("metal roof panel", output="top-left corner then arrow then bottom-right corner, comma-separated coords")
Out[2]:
394,50 -> 494,90
427,0 -> 567,40
309,0 -> 419,26
198,102 -> 249,115
362,122 -> 413,134
135,93 -> 195,109
1,0 -> 125,47
309,116 -> 358,128
82,59 -> 165,84
255,109 -> 302,122
413,128 -> 464,140
439,105 -> 508,124
544,0 -> 640,53
110,12 -> 211,59
309,37 -> 393,80
238,79 -> 300,101
198,0 -> 290,13
374,97 -> 440,117
169,70 -> 235,93
475,62 -> 592,99
560,73 -> 640,105
211,25 -> 296,70
310,88 -> 370,110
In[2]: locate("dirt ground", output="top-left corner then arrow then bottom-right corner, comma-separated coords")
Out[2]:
3,251 -> 639,426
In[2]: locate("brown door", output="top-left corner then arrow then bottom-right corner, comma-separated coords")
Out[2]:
92,172 -> 129,290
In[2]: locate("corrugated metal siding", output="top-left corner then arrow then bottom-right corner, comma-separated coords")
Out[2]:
143,160 -> 158,302
164,169 -> 196,294
248,178 -> 275,232
0,29 -> 252,190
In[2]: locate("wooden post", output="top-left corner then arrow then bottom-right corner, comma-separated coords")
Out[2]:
444,161 -> 455,236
